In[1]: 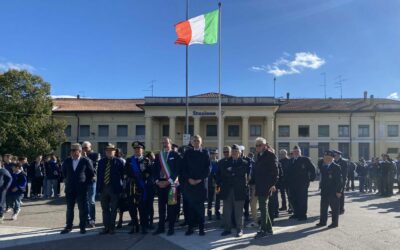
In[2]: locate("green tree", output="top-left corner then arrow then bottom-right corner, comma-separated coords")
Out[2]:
0,70 -> 66,160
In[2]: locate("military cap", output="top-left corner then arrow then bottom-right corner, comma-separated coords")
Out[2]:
132,141 -> 145,149
105,143 -> 116,151
231,144 -> 241,151
324,150 -> 335,157
332,150 -> 342,155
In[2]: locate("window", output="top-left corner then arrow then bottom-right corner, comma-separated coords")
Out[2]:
358,143 -> 370,160
117,125 -> 128,137
79,125 -> 90,137
206,125 -> 217,137
388,125 -> 399,137
183,124 -> 194,135
318,143 -> 330,157
228,125 -> 240,137
278,125 -> 290,137
250,125 -> 262,137
358,125 -> 369,137
98,125 -> 109,137
298,142 -> 310,157
117,142 -> 128,156
162,125 -> 169,137
298,125 -> 310,137
64,125 -> 72,137
338,125 -> 349,137
387,148 -> 399,154
278,142 -> 290,152
338,143 -> 350,159
60,142 -> 71,161
318,125 -> 329,137
136,125 -> 145,136
98,142 -> 109,155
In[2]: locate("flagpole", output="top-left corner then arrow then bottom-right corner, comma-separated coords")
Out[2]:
218,1 -> 222,160
185,0 -> 190,140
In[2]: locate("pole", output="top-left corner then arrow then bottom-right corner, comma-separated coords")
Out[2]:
185,0 -> 189,138
273,77 -> 276,98
218,2 -> 222,160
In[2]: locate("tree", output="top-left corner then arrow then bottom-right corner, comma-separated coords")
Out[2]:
0,70 -> 66,160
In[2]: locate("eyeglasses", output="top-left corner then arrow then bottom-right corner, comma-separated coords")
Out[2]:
256,144 -> 263,147
223,151 -> 229,153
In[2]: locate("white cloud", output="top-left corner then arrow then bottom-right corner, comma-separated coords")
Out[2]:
0,62 -> 36,72
250,52 -> 325,77
387,92 -> 399,100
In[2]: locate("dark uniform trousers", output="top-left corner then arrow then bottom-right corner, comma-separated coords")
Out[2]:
207,187 -> 221,216
100,185 -> 119,230
290,184 -> 309,218
320,194 -> 340,226
185,190 -> 205,230
66,190 -> 88,230
158,186 -> 178,231
268,190 -> 279,221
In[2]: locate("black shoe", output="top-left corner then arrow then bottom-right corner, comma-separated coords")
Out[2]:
167,229 -> 174,236
109,229 -> 115,235
116,221 -> 123,229
80,228 -> 86,234
99,229 -> 109,235
328,224 -> 338,228
60,228 -> 72,234
289,215 -> 297,219
329,211 -> 333,214
254,231 -> 271,239
221,230 -> 231,236
340,210 -> 345,215
279,207 -> 287,211
199,229 -> 205,236
152,228 -> 165,235
236,230 -> 243,237
179,222 -> 187,227
316,223 -> 326,227
288,209 -> 293,214
185,229 -> 194,236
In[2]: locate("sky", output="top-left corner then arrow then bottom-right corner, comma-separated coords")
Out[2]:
1,0 -> 399,100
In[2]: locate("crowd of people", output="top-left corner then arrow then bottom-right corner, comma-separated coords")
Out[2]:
1,135 -> 399,239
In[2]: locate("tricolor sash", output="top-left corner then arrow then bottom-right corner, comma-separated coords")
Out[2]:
159,151 -> 173,180
130,157 -> 147,201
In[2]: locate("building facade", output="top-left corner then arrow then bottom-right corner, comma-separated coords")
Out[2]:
52,92 -> 400,163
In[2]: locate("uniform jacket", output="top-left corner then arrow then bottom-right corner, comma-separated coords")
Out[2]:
96,157 -> 124,194
319,162 -> 343,196
335,157 -> 349,185
217,157 -> 247,201
286,156 -> 316,188
251,150 -> 279,197
62,156 -> 94,194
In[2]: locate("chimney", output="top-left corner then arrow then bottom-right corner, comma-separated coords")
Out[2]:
286,92 -> 290,101
77,94 -> 80,99
363,91 -> 368,101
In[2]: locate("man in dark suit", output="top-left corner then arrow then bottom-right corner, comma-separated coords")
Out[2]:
252,137 -> 278,239
286,145 -> 316,221
181,135 -> 210,236
317,150 -> 343,228
82,141 -> 101,228
60,143 -> 94,234
218,144 -> 248,238
153,137 -> 181,236
333,150 -> 348,214
97,143 -> 124,235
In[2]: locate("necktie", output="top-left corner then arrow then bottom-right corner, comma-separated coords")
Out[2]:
104,159 -> 111,185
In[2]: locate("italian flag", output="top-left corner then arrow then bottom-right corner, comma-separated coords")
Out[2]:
175,9 -> 219,45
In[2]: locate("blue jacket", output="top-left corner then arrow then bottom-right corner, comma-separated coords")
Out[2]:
97,157 -> 124,194
8,171 -> 27,195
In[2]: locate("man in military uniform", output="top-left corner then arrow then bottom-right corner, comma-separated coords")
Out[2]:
346,160 -> 356,191
333,150 -> 348,214
278,149 -> 290,212
181,135 -> 210,236
379,154 -> 395,197
82,141 -> 101,228
153,137 -> 181,236
286,145 -> 316,221
218,144 -> 248,238
316,150 -> 343,228
207,149 -> 220,221
125,141 -> 153,234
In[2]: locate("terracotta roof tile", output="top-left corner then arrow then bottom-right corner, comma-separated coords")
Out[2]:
52,98 -> 144,112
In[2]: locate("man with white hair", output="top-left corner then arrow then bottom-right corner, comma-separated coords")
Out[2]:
82,141 -> 101,228
251,137 -> 278,239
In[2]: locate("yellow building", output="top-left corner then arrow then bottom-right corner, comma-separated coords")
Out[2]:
52,92 -> 400,163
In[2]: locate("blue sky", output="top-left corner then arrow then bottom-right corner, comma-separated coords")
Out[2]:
1,0 -> 399,99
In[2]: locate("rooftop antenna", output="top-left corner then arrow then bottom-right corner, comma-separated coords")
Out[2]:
334,75 -> 347,99
142,80 -> 156,96
320,72 -> 327,99
273,77 -> 276,98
